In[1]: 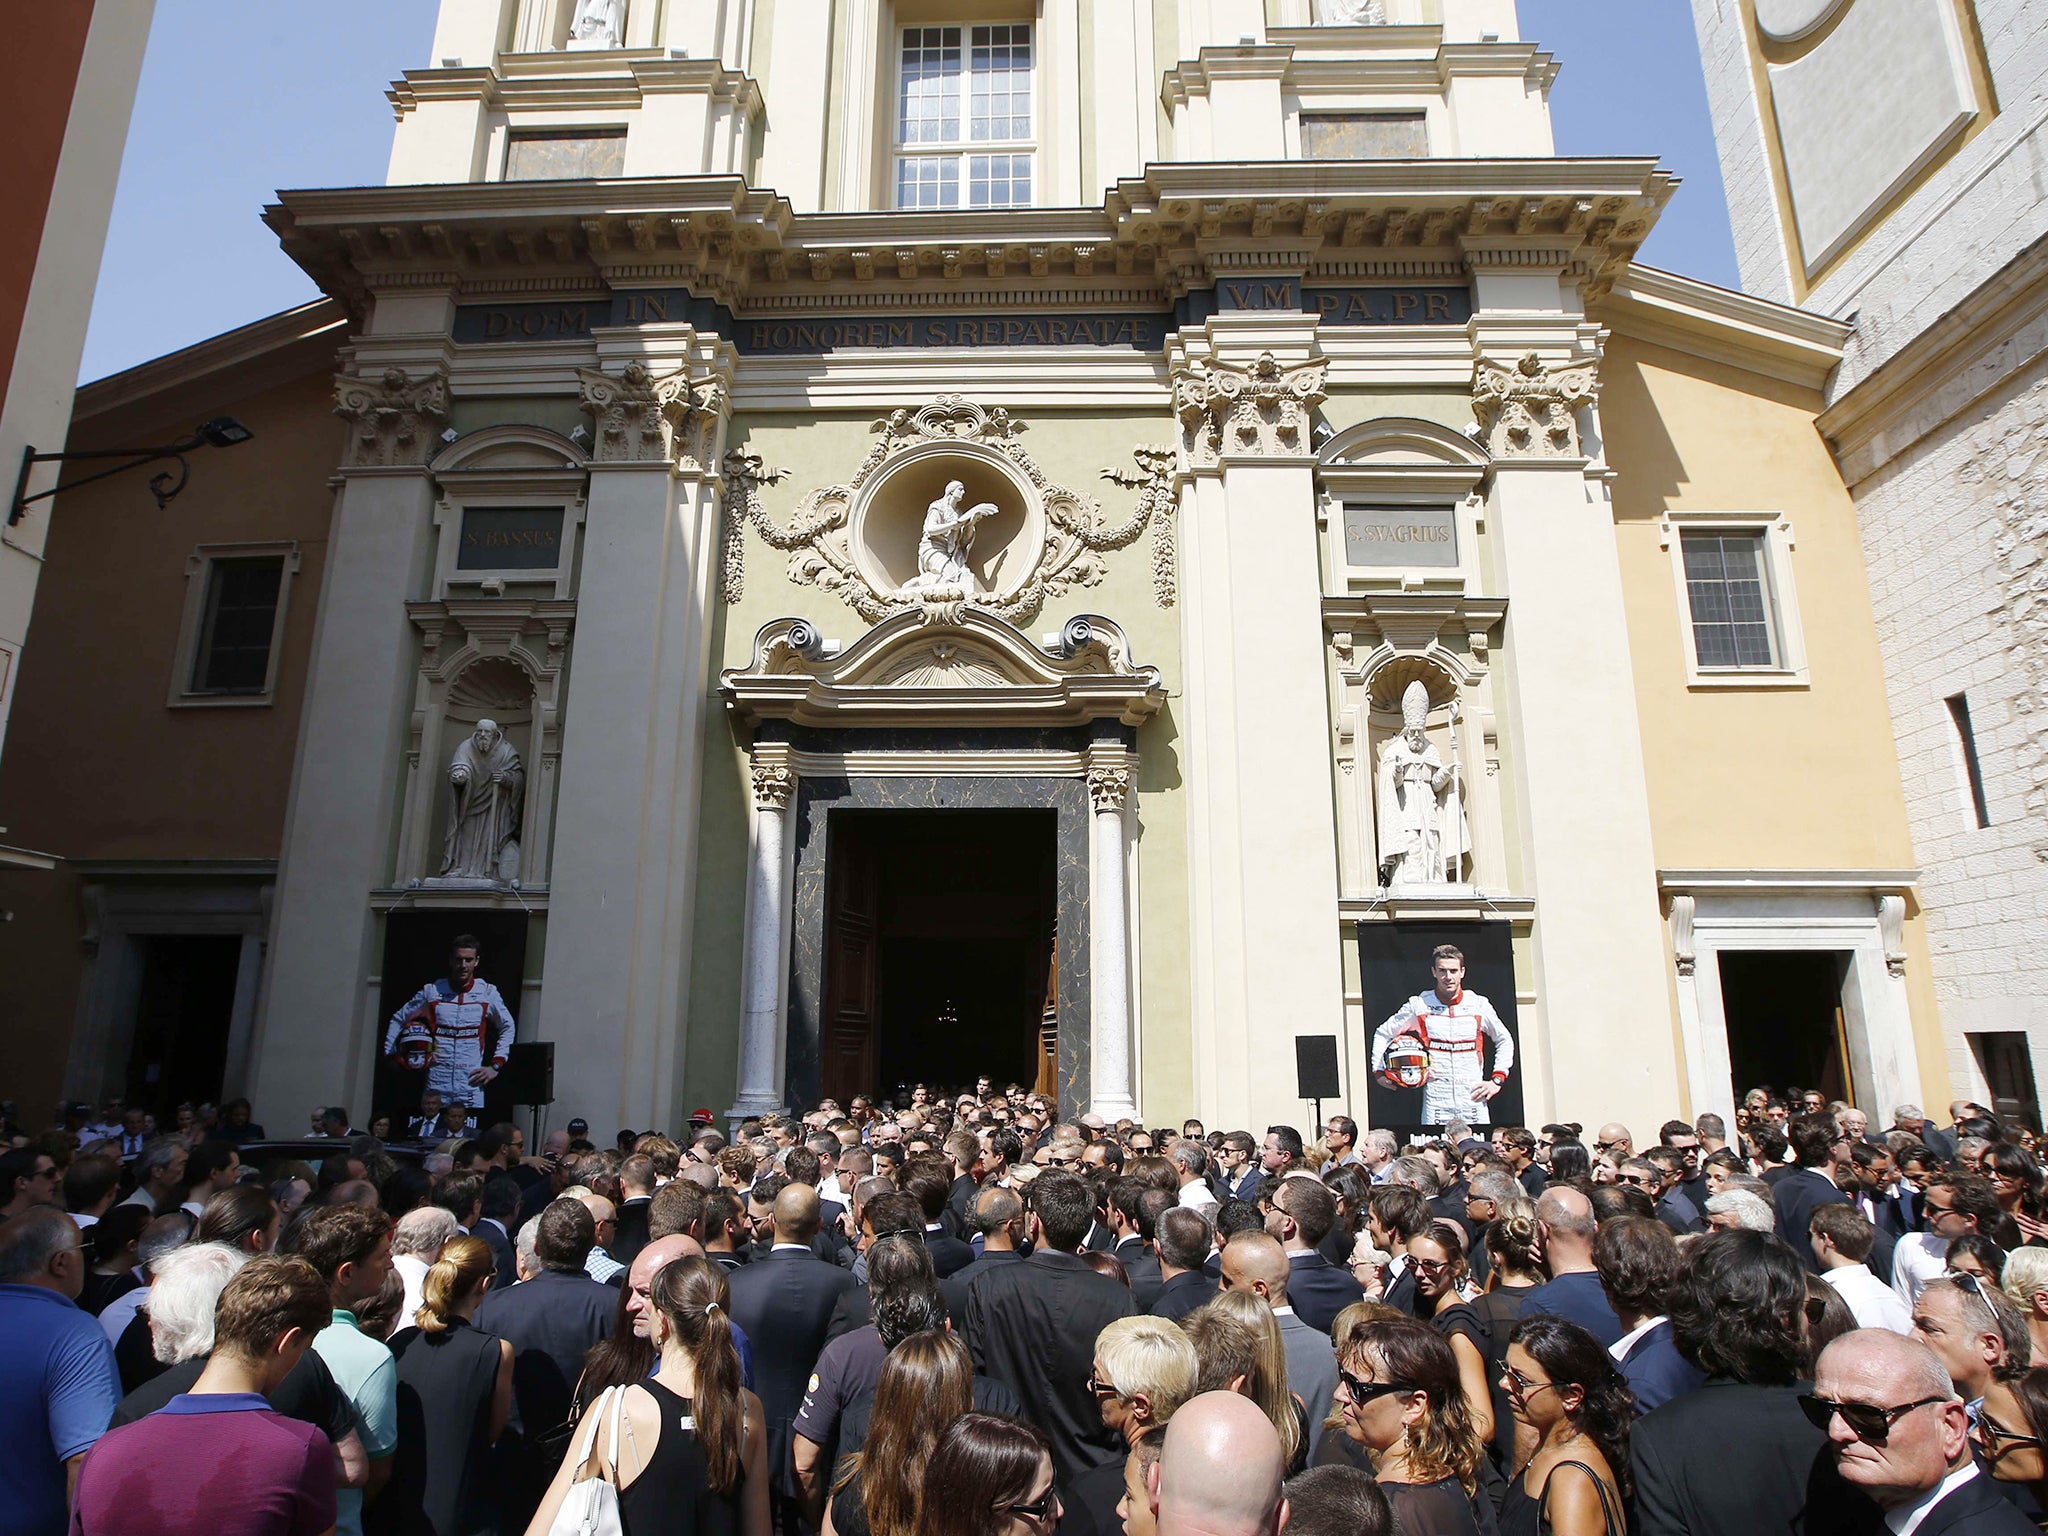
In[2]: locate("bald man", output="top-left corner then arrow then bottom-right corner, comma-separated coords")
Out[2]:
1221,1231 -> 1339,1436
1814,1329 -> 2035,1533
1595,1123 -> 1633,1162
1520,1187 -> 1624,1346
728,1181 -> 858,1532
623,1233 -> 756,1389
1150,1390 -> 1289,1536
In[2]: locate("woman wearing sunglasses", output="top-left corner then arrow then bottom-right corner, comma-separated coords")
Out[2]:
922,1414 -> 1061,1536
1405,1220 -> 1495,1444
1497,1315 -> 1632,1536
1333,1318 -> 1489,1536
1976,1363 -> 2048,1504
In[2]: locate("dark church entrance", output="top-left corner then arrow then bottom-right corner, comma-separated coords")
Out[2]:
1720,949 -> 1853,1104
820,809 -> 1057,1104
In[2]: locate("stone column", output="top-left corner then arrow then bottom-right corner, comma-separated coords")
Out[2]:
1088,755 -> 1138,1122
251,366 -> 447,1125
541,342 -> 731,1134
731,751 -> 794,1125
1171,315 -> 1348,1127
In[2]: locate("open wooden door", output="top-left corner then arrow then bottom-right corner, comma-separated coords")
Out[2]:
1031,921 -> 1059,1098
822,821 -> 880,1104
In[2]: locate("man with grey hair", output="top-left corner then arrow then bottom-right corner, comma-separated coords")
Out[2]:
0,1207 -> 121,1530
392,1205 -> 459,1324
1521,1186 -> 1623,1346
1812,1328 -> 2036,1532
513,1212 -> 543,1280
1705,1188 -> 1777,1234
143,1241 -> 250,1365
116,1137 -> 189,1216
1172,1139 -> 1217,1209
1913,1275 -> 2030,1416
1361,1128 -> 1399,1184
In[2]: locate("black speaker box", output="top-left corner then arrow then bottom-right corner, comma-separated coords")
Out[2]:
502,1041 -> 555,1105
1296,1035 -> 1340,1101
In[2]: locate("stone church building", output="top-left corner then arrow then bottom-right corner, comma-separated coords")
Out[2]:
0,0 -> 1953,1136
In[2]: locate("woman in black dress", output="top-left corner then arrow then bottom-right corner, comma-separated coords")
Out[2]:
1333,1317 -> 1495,1536
528,1255 -> 770,1536
1409,1220 -> 1496,1445
825,1330 -> 972,1536
1496,1316 -> 1630,1536
388,1235 -> 514,1536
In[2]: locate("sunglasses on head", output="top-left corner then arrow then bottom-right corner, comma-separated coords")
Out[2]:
1340,1369 -> 1417,1407
1797,1393 -> 1947,1444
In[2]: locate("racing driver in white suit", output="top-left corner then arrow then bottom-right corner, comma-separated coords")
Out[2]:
383,935 -> 515,1111
1371,943 -> 1514,1128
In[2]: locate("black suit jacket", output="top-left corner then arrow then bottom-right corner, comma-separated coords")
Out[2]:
1632,1379 -> 1867,1536
729,1246 -> 858,1496
472,1268 -> 617,1440
926,1227 -> 977,1277
1114,1237 -> 1164,1311
1287,1250 -> 1366,1334
1773,1168 -> 1853,1271
966,1250 -> 1137,1492
1082,1221 -> 1117,1256
472,1218 -> 519,1292
1149,1268 -> 1217,1322
1381,1261 -> 1419,1318
1858,1468 -> 2040,1536
610,1196 -> 652,1266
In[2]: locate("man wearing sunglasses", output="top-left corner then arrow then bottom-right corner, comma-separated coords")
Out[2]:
1809,1328 -> 2036,1534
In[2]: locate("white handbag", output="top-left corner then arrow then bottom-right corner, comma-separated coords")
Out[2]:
547,1383 -> 628,1536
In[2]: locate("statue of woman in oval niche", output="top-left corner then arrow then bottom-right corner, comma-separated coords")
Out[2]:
441,719 -> 524,883
901,479 -> 1001,593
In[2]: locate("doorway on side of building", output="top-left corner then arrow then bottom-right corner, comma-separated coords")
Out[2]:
125,935 -> 244,1114
1971,1032 -> 2043,1135
1718,949 -> 1853,1103
821,809 -> 1057,1104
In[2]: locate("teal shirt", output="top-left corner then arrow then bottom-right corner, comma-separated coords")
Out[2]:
311,1308 -> 396,1536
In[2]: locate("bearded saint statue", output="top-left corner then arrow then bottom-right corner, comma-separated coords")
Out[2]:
441,719 -> 524,883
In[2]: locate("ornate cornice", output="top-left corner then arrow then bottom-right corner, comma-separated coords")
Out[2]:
1173,351 -> 1327,468
1470,351 -> 1599,460
334,366 -> 449,466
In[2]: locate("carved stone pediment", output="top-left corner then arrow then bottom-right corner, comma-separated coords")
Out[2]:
722,611 -> 1165,729
722,396 -> 1171,626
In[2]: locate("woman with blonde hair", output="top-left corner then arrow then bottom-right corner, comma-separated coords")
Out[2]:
388,1234 -> 515,1535
1335,1317 -> 1489,1536
1182,1288 -> 1304,1472
529,1254 -> 769,1535
827,1330 -> 973,1536
2004,1246 -> 2048,1363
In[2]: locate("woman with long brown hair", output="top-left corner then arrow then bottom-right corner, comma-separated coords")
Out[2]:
1182,1289 -> 1304,1472
920,1414 -> 1061,1536
1406,1220 -> 1495,1443
528,1254 -> 769,1536
1499,1315 -> 1632,1536
825,1330 -> 973,1536
388,1233 -> 514,1536
1335,1317 -> 1490,1536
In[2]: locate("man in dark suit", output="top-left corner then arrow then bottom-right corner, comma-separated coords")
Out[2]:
1214,1131 -> 1265,1204
609,1153 -> 656,1267
965,1170 -> 1136,1494
729,1183 -> 858,1533
1593,1215 -> 1703,1415
1273,1175 -> 1365,1334
1814,1327 -> 2036,1534
1148,1206 -> 1217,1322
903,1160 -> 976,1277
1851,1143 -> 1914,1241
1776,1115 -> 1854,1273
473,1198 -> 617,1529
1632,1230 -> 1867,1536
824,1191 -> 932,1340
1107,1178 -> 1165,1311
472,1174 -> 523,1288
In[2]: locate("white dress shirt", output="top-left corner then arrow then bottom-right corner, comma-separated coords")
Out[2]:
1823,1262 -> 1915,1334
394,1253 -> 431,1325
1891,1232 -> 1951,1308
1177,1178 -> 1217,1208
1609,1314 -> 1669,1362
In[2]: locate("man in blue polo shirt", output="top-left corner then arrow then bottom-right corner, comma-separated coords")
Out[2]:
0,1207 -> 121,1536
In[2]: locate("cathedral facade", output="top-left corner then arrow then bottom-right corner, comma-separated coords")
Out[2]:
0,0 -> 1950,1135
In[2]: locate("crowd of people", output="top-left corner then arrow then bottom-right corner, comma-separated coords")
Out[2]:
5,1079 -> 2048,1536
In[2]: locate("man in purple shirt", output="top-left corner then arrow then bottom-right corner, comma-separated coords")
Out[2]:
70,1254 -> 337,1536
0,1207 -> 120,1536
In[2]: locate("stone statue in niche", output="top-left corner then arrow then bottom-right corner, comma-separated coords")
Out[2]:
439,719 -> 524,884
1376,680 -> 1469,887
1316,0 -> 1387,22
900,480 -> 1001,593
565,0 -> 626,49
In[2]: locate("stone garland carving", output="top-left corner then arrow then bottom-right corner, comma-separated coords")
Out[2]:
721,396 -> 1171,627
334,367 -> 449,467
1088,765 -> 1133,811
1471,352 -> 1600,460
751,763 -> 795,810
576,362 -> 727,468
1173,351 -> 1328,468
719,454 -> 790,604
1101,444 -> 1179,608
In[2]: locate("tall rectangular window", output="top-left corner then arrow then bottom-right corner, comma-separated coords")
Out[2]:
1947,692 -> 1992,828
895,24 -> 1033,209
191,556 -> 284,695
1680,530 -> 1779,669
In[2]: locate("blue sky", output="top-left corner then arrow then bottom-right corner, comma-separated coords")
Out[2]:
78,0 -> 1738,382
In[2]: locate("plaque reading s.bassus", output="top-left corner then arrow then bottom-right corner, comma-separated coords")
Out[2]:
458,507 -> 565,571
1343,506 -> 1458,568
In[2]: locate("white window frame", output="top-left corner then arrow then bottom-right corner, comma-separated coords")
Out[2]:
892,22 -> 1037,210
1659,511 -> 1809,689
167,541 -> 302,709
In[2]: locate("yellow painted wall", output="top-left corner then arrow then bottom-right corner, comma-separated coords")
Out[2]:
685,403 -> 1195,1116
1599,327 -> 1948,1108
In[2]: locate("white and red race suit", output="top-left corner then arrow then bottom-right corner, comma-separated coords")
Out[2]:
383,977 -> 516,1110
1371,988 -> 1514,1128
